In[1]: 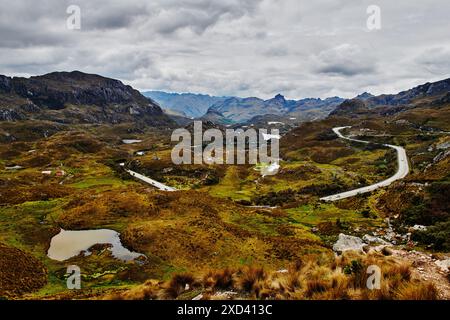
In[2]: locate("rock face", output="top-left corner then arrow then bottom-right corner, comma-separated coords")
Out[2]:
0,75 -> 12,92
332,233 -> 366,254
0,71 -> 174,126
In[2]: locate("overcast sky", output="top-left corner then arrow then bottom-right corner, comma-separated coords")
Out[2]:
0,0 -> 449,99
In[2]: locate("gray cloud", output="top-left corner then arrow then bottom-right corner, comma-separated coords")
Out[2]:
318,65 -> 375,77
315,44 -> 377,76
416,47 -> 450,76
0,0 -> 449,99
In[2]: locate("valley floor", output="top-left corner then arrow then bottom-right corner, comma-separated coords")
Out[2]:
0,119 -> 449,300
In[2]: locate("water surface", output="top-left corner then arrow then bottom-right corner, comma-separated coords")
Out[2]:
47,229 -> 144,262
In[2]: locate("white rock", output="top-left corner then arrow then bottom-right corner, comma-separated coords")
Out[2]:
363,234 -> 391,245
192,294 -> 203,300
333,234 -> 366,253
435,259 -> 450,272
260,162 -> 280,177
411,225 -> 428,231
276,269 -> 289,273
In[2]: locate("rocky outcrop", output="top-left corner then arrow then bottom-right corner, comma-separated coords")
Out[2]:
332,233 -> 366,254
11,71 -> 150,109
0,109 -> 26,121
0,75 -> 12,93
0,71 -> 174,126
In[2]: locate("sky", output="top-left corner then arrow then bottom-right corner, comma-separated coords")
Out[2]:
0,0 -> 449,99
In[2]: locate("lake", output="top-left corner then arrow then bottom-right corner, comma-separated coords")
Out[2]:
47,229 -> 144,262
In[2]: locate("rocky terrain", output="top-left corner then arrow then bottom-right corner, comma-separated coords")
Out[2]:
0,71 -> 174,126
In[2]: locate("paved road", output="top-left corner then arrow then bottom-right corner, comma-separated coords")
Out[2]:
320,126 -> 409,202
126,169 -> 177,191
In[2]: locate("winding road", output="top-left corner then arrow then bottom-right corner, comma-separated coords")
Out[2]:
125,126 -> 409,198
320,126 -> 409,202
126,169 -> 176,191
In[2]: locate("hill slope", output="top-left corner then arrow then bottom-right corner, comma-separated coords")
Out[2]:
0,71 -> 173,126
330,78 -> 450,129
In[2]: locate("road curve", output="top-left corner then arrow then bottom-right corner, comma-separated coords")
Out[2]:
126,169 -> 177,191
320,126 -> 409,202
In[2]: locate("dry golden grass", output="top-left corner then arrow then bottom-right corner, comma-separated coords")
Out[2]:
103,251 -> 439,300
163,273 -> 196,299
396,283 -> 439,300
203,268 -> 235,290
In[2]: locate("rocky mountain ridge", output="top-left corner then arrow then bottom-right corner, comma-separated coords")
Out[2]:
0,71 -> 173,126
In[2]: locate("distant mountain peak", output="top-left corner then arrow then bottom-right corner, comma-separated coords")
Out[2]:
356,92 -> 374,100
273,93 -> 286,100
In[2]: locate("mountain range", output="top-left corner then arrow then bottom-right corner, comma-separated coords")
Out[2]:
330,78 -> 450,120
144,90 -> 345,124
1,71 -> 449,132
144,78 -> 450,126
202,94 -> 344,124
142,91 -> 229,118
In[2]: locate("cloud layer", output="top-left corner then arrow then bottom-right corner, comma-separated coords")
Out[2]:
0,0 -> 449,99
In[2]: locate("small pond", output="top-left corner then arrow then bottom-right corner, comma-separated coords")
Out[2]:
47,229 -> 144,262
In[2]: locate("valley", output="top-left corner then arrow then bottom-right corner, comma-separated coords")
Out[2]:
0,72 -> 449,300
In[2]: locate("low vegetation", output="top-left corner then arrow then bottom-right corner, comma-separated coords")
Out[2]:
104,251 -> 439,300
0,116 -> 448,300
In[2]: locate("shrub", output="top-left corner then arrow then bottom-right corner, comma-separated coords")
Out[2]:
204,268 -> 235,290
306,279 -> 327,297
412,221 -> 450,251
385,264 -> 411,282
238,267 -> 266,293
396,283 -> 438,300
164,273 -> 195,299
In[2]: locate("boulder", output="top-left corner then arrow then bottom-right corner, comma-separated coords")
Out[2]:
362,234 -> 391,245
333,233 -> 366,254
